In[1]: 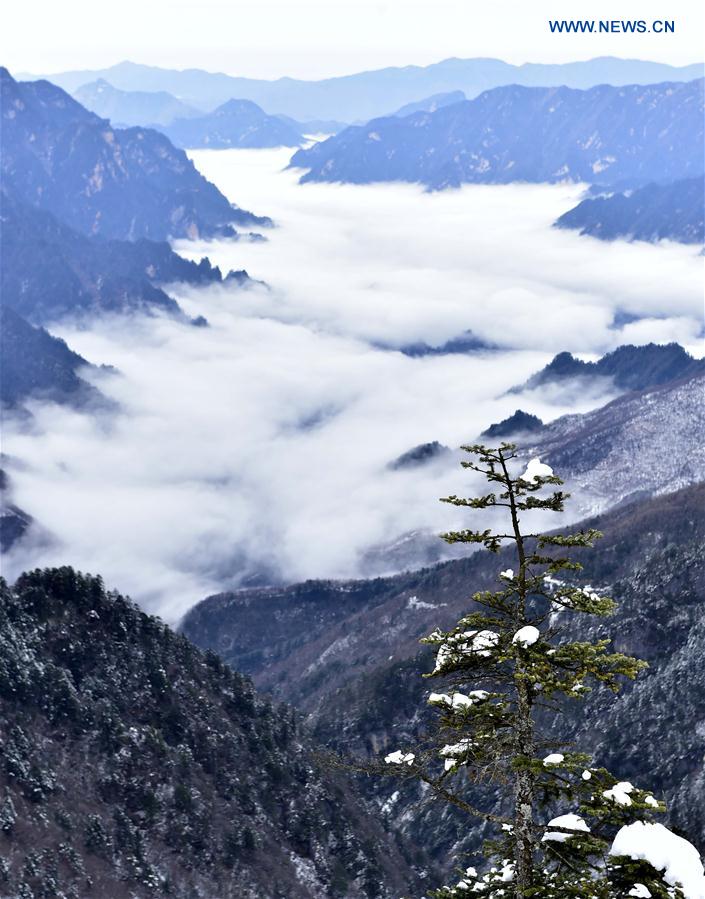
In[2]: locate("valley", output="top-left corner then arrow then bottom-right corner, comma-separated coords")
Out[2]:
3,144 -> 702,618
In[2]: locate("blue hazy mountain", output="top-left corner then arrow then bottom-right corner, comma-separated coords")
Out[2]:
163,98 -> 304,148
22,57 -> 704,122
73,78 -> 202,127
0,188 -> 238,324
555,177 -> 705,244
392,89 -> 465,116
1,68 -> 269,409
1,67 -> 268,241
291,79 -> 704,189
275,113 -> 348,135
0,306 -> 100,408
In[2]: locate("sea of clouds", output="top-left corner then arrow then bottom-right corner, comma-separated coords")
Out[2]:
3,148 -> 702,621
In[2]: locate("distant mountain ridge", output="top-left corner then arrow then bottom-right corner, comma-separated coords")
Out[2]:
555,177 -> 705,244
291,79 -> 705,189
163,98 -> 304,149
73,78 -> 202,127
391,90 -> 466,117
24,56 -> 704,122
276,113 -> 348,135
1,67 -> 268,241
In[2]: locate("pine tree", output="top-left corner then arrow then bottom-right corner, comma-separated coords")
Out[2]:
381,443 -> 690,899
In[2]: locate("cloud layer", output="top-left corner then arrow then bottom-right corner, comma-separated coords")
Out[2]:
3,148 -> 702,621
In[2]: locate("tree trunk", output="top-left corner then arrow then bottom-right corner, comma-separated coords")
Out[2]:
497,448 -> 537,895
513,677 -> 535,897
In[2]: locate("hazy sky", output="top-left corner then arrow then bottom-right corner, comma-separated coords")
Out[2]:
4,0 -> 703,79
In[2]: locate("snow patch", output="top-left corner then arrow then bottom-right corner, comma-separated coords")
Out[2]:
512,625 -> 540,647
610,822 -> 705,899
603,781 -> 634,806
543,753 -> 564,766
407,594 -> 440,611
428,690 -> 489,709
440,738 -> 474,771
542,813 -> 590,843
432,629 -> 500,672
521,457 -> 554,483
384,750 -> 415,766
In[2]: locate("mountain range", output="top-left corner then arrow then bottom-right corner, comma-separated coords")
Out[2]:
74,78 -> 202,127
2,52 -> 704,898
291,79 -> 705,189
0,188 -> 231,325
1,67 -> 268,241
71,79 -> 348,137
163,98 -> 304,149
0,566 -> 425,897
23,57 -> 704,123
555,177 -> 705,244
519,370 -> 705,513
0,68 -> 268,410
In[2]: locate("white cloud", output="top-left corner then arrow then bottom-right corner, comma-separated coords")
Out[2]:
3,148 -> 701,621
178,149 -> 703,356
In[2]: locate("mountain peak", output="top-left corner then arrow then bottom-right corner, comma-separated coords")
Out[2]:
2,70 -> 269,240
163,96 -> 303,149
514,343 -> 704,394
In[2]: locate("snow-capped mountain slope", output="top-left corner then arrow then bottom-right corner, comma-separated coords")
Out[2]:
523,371 -> 705,515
